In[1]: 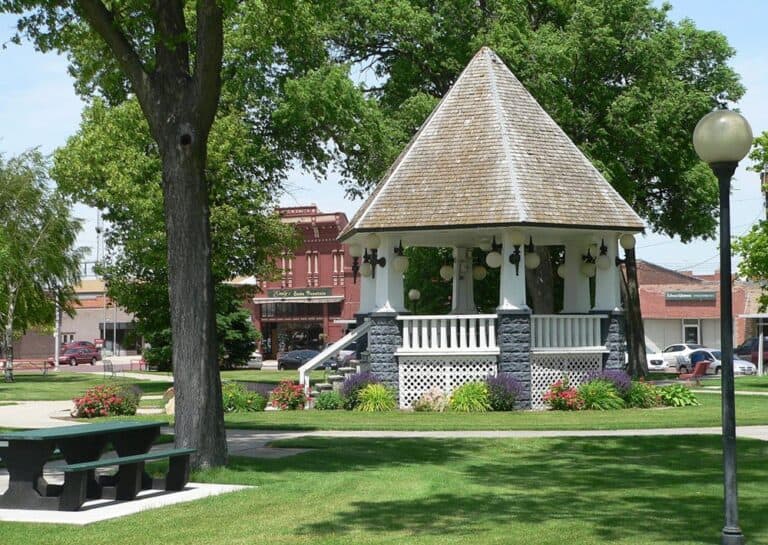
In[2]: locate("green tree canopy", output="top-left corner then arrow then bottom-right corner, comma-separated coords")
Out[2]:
0,150 -> 82,382
318,0 -> 744,242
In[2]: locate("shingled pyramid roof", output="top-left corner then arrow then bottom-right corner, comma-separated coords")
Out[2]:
340,47 -> 644,240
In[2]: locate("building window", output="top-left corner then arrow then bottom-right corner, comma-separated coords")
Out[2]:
61,333 -> 75,345
332,251 -> 344,286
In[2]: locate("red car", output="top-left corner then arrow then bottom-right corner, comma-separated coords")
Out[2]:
48,347 -> 101,366
63,341 -> 98,351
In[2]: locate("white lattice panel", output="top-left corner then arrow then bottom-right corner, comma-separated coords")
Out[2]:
398,356 -> 497,408
531,352 -> 603,409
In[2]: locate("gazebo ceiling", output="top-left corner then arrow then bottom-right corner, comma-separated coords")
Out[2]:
339,47 -> 644,242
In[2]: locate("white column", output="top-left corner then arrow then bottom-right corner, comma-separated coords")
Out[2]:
594,234 -> 621,311
359,272 -> 376,314
451,247 -> 475,314
498,230 -> 528,310
562,239 -> 590,313
374,234 -> 405,313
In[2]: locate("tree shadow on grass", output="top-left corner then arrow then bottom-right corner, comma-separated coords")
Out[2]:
292,436 -> 768,544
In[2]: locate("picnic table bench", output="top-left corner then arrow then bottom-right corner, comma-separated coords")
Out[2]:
0,421 -> 195,511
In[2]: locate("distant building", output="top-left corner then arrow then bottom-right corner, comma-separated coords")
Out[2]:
250,206 -> 360,358
637,260 -> 762,350
14,275 -> 139,359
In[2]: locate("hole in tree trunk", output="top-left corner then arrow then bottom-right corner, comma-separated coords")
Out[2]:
180,133 -> 192,146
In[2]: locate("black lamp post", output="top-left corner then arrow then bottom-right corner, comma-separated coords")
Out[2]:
693,107 -> 753,545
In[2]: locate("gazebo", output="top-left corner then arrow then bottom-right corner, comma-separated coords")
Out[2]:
336,47 -> 644,408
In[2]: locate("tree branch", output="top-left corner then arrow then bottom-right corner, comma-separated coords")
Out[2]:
193,0 -> 224,133
151,0 -> 191,81
76,0 -> 153,108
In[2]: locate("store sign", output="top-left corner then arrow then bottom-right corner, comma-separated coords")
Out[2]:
665,291 -> 716,302
267,287 -> 332,298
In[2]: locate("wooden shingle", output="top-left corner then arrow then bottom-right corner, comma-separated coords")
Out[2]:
340,47 -> 644,240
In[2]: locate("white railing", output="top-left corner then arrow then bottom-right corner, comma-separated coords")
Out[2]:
298,321 -> 372,392
531,314 -> 606,350
396,314 -> 499,355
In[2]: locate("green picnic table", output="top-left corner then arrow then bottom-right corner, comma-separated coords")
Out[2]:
0,421 -> 193,511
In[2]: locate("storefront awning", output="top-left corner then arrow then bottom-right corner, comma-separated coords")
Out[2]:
252,295 -> 344,304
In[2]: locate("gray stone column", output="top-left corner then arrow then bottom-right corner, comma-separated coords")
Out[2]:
368,311 -> 401,396
601,310 -> 627,370
497,308 -> 532,409
354,313 -> 370,357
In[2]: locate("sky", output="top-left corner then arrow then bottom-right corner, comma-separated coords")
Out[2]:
0,1 -> 766,273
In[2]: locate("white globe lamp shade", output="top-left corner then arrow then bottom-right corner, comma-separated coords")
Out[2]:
596,254 -> 611,270
365,233 -> 381,250
485,251 -> 502,269
619,234 -> 636,250
439,264 -> 454,281
524,252 -> 540,269
557,264 -> 566,279
408,288 -> 421,301
509,230 -> 526,246
472,265 -> 488,281
580,262 -> 596,277
348,244 -> 363,258
359,262 -> 373,277
393,255 -> 409,274
693,110 -> 753,164
478,240 -> 492,252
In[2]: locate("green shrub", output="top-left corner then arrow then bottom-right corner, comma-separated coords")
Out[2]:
578,379 -> 625,410
222,382 -> 266,413
449,382 -> 491,413
356,384 -> 397,412
72,384 -> 140,418
314,391 -> 343,410
625,381 -> 662,408
412,387 -> 448,412
659,384 -> 700,407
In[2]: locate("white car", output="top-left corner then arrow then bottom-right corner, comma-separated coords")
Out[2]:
646,353 -> 669,372
661,343 -> 706,370
246,352 -> 263,369
684,348 -> 756,376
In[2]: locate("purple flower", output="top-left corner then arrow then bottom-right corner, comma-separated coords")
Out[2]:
585,369 -> 631,394
485,373 -> 523,411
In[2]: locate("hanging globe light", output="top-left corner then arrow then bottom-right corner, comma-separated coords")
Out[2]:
348,244 -> 363,258
557,264 -> 566,279
359,262 -> 373,277
580,261 -> 596,277
619,234 -> 636,250
485,251 -> 502,268
596,254 -> 611,270
525,252 -> 540,269
472,265 -> 487,280
408,289 -> 421,301
439,264 -> 454,281
393,255 -> 409,274
366,233 -> 381,250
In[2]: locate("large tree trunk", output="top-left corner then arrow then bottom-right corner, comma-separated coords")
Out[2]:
159,127 -> 226,469
620,249 -> 648,379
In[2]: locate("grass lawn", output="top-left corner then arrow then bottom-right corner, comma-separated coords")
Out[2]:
224,392 -> 768,431
699,375 -> 768,392
0,373 -> 172,401
3,435 -> 767,544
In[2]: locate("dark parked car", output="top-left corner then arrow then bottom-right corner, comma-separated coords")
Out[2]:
735,337 -> 768,364
277,349 -> 319,370
48,347 -> 101,366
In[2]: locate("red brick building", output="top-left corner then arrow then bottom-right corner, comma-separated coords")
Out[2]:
250,206 -> 360,358
638,260 -> 761,350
